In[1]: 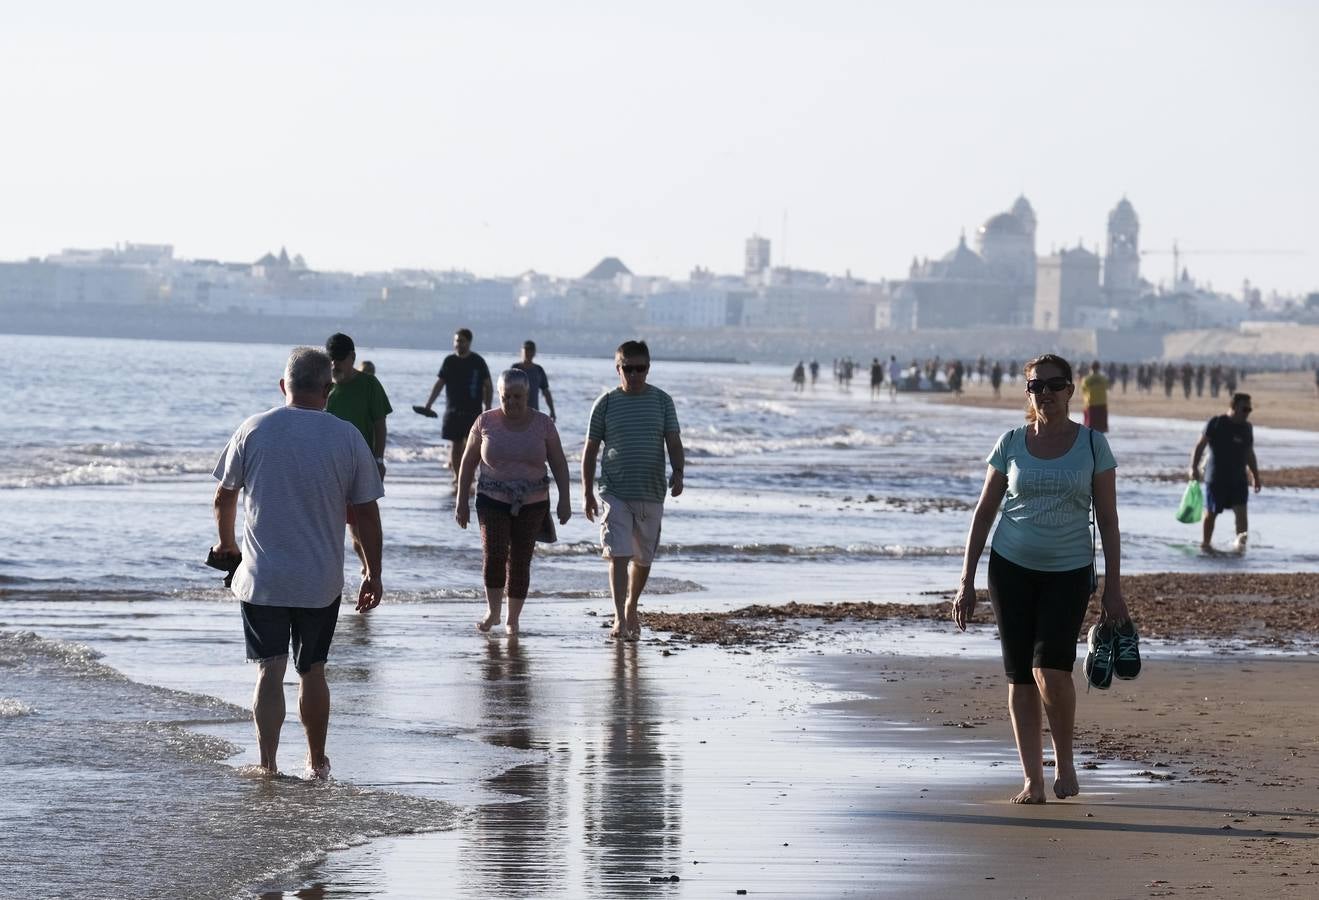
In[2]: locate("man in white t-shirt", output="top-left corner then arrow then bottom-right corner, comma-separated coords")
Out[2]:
212,346 -> 384,778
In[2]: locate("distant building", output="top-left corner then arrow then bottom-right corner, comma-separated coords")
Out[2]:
744,234 -> 771,278
1102,197 -> 1141,304
583,257 -> 632,281
1034,245 -> 1102,330
893,196 -> 1037,329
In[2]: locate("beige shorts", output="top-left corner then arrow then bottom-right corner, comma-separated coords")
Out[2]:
599,495 -> 664,565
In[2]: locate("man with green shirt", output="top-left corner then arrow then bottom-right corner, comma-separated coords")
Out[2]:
325,333 -> 393,572
582,340 -> 684,641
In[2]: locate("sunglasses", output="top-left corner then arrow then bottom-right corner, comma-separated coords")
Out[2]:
618,364 -> 649,375
1025,377 -> 1071,394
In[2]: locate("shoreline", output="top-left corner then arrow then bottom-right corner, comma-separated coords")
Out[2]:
269,622 -> 1319,899
929,369 -> 1319,432
644,571 -> 1319,649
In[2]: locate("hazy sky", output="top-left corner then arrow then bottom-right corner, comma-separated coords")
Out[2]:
2,1 -> 1316,293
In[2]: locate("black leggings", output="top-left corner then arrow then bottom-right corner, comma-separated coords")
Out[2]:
987,550 -> 1093,684
476,495 -> 547,599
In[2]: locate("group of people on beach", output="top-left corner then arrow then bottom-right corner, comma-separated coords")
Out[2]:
210,332 -> 682,777
209,336 -> 1262,806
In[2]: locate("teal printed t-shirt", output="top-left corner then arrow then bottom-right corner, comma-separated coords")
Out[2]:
588,386 -> 680,502
987,425 -> 1117,572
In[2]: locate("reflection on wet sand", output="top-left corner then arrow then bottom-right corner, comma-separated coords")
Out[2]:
458,639 -> 566,896
456,640 -> 683,898
582,644 -> 683,898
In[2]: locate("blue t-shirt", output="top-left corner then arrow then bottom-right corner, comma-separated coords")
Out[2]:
987,425 -> 1117,572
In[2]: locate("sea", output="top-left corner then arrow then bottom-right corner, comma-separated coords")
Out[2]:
3,332 -> 1318,898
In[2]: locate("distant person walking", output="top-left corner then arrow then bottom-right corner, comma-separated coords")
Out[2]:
211,347 -> 384,778
990,360 -> 1004,398
582,340 -> 684,641
888,355 -> 901,400
455,369 -> 572,637
511,339 -> 557,421
421,328 -> 492,486
792,361 -> 806,392
953,353 -> 1129,804
1080,360 -> 1109,433
809,359 -> 820,388
325,333 -> 392,575
870,357 -> 883,400
1190,392 -> 1261,552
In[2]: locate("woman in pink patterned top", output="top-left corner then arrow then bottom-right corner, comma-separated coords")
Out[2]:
456,369 -> 571,636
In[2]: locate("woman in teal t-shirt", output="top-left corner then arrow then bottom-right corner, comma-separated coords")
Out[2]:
952,353 -> 1131,804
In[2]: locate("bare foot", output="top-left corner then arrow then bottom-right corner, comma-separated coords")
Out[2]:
624,611 -> 641,641
476,613 -> 500,633
1011,778 -> 1048,804
609,619 -> 623,639
505,620 -> 519,638
1054,765 -> 1080,799
307,755 -> 332,780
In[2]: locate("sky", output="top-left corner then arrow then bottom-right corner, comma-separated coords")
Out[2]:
1,1 -> 1316,294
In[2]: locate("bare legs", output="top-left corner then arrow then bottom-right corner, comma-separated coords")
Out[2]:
252,656 -> 331,777
448,441 -> 462,487
608,556 -> 650,640
478,586 -> 504,633
1202,505 -> 1250,550
505,595 -> 525,636
253,656 -> 287,772
300,663 -> 331,776
1006,667 -> 1078,803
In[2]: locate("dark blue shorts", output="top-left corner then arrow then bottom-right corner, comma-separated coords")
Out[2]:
987,551 -> 1092,684
1205,480 -> 1248,514
241,597 -> 341,674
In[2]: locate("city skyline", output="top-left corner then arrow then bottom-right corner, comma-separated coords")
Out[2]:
2,1 -> 1316,293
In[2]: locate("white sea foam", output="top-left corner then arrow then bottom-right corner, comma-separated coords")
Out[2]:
0,698 -> 34,717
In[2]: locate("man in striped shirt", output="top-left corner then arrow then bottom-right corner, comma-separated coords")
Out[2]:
582,340 -> 685,641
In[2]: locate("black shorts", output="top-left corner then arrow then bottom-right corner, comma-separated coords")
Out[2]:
1205,479 -> 1248,514
987,551 -> 1092,684
241,597 -> 341,674
442,407 -> 481,442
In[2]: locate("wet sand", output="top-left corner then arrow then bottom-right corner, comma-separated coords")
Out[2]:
266,574 -> 1319,898
646,572 -> 1319,649
933,370 -> 1319,433
807,649 -> 1319,898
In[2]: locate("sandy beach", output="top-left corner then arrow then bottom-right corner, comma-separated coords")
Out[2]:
6,338 -> 1318,898
934,370 -> 1319,434
259,582 -> 1319,899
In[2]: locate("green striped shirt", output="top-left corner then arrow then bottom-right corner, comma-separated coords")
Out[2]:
588,386 -> 680,502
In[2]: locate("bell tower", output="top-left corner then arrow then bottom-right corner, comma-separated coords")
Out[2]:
1103,197 -> 1140,304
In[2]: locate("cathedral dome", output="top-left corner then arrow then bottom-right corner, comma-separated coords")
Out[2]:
979,212 -> 1026,237
936,234 -> 987,278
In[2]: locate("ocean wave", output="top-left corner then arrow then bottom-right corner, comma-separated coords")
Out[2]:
683,424 -> 899,458
0,629 -> 106,669
0,444 -> 213,489
0,630 -> 248,719
536,540 -> 960,561
0,629 -> 461,900
0,698 -> 35,718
